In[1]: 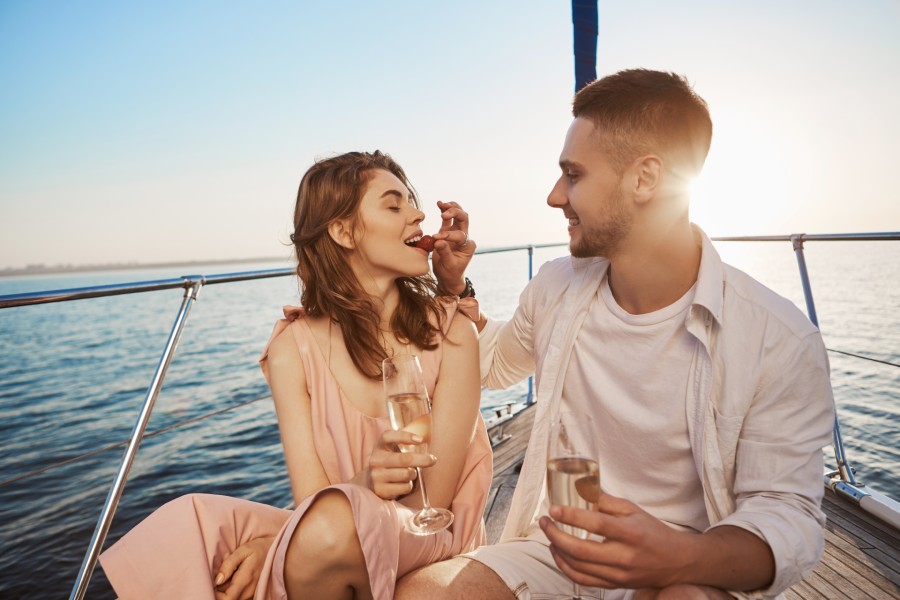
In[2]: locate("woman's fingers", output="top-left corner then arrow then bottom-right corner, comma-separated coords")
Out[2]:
369,466 -> 419,499
214,546 -> 246,586
369,450 -> 430,499
372,466 -> 417,483
380,429 -> 426,448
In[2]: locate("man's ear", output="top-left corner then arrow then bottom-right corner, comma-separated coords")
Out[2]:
327,219 -> 355,249
632,155 -> 663,205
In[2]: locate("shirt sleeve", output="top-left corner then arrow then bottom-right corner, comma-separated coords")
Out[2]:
712,329 -> 835,597
477,270 -> 540,389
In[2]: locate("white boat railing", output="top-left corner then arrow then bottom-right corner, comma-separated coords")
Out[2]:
1,235 -> 897,598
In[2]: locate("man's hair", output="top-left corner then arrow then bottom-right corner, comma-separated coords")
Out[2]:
573,69 -> 712,178
291,150 -> 443,379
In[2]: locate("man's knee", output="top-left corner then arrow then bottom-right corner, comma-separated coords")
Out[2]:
395,556 -> 514,600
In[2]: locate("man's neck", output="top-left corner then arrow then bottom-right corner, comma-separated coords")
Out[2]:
606,221 -> 701,315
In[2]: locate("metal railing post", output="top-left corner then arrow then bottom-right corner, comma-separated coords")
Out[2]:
791,235 -> 819,328
68,278 -> 205,600
790,235 -> 858,487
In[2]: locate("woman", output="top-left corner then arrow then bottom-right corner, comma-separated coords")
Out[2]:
100,151 -> 492,600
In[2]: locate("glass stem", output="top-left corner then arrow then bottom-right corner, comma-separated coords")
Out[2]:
415,467 -> 434,512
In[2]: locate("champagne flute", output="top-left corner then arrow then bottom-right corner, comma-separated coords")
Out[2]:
383,354 -> 454,535
546,410 -> 601,600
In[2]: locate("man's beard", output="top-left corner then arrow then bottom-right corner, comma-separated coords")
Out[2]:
570,185 -> 633,259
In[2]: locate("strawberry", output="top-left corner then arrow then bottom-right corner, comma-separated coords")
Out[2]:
415,235 -> 435,252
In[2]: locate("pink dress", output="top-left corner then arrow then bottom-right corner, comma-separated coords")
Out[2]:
100,301 -> 492,600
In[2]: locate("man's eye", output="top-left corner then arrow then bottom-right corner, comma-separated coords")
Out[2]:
388,206 -> 401,212
566,171 -> 578,181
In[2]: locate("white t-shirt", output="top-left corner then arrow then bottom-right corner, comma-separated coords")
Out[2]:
561,275 -> 709,534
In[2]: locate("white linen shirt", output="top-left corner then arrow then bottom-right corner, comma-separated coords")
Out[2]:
477,227 -> 835,598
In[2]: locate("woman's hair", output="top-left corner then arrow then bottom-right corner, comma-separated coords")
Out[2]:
291,150 -> 444,379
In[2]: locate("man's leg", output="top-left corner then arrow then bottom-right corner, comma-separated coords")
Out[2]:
395,556 -> 515,600
634,584 -> 735,599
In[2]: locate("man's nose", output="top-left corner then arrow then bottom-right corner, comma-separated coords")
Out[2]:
547,177 -> 566,208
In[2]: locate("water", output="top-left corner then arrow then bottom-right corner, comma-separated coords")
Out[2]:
1,241 -> 897,598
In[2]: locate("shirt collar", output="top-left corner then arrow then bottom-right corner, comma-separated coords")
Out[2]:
563,226 -> 724,325
570,255 -> 607,272
691,224 -> 725,326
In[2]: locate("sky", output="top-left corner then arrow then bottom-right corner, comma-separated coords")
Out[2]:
1,0 -> 899,270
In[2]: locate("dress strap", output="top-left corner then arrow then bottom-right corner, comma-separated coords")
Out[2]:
259,305 -> 306,381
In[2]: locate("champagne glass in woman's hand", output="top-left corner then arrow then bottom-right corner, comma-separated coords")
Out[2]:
547,410 -> 601,600
383,354 -> 454,535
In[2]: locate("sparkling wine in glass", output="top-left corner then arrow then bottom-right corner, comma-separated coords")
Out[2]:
547,410 -> 601,599
383,354 -> 454,535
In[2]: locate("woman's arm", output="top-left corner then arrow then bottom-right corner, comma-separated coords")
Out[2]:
424,311 -> 481,510
266,325 -> 332,504
214,325 -> 330,597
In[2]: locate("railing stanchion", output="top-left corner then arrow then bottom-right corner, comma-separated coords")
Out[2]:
68,278 -> 205,600
791,234 -> 819,327
789,235 -> 857,487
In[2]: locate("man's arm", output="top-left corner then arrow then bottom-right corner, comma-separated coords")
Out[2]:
540,499 -> 774,592
712,329 -> 834,594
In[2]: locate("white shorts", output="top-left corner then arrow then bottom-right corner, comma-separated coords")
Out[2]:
462,537 -> 632,600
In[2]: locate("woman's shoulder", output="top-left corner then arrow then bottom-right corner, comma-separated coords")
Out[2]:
441,300 -> 477,347
260,306 -> 308,369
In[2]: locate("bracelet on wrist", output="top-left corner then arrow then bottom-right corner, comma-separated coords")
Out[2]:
458,277 -> 476,299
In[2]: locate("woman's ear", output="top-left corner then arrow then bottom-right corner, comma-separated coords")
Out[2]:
327,219 -> 355,249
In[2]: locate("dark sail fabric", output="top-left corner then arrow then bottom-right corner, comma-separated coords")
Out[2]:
572,0 -> 598,92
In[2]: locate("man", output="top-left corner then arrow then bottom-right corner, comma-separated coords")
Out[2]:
403,69 -> 835,599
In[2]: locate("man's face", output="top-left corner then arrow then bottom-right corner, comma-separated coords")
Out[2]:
547,118 -> 633,258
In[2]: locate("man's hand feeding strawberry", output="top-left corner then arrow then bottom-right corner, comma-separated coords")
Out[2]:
429,201 -> 475,298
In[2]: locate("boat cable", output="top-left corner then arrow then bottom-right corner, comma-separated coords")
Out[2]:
0,346 -> 894,491
826,348 -> 900,369
0,395 -> 268,490
0,392 -> 522,490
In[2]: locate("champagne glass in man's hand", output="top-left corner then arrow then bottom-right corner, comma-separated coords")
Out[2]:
383,354 -> 454,535
547,410 -> 601,599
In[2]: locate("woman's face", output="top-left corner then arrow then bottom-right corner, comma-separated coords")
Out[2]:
349,168 -> 429,281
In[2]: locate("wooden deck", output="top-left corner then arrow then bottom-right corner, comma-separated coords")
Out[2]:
483,405 -> 900,599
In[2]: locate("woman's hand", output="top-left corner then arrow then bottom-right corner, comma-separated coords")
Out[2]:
214,535 -> 274,600
351,429 -> 437,500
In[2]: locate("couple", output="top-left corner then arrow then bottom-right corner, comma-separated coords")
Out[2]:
101,69 -> 834,600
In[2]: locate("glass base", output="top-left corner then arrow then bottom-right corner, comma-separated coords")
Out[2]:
405,507 -> 454,536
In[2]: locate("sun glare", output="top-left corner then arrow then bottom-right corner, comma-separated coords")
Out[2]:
689,108 -> 802,236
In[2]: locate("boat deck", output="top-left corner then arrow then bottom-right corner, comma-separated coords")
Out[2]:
483,405 -> 900,599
